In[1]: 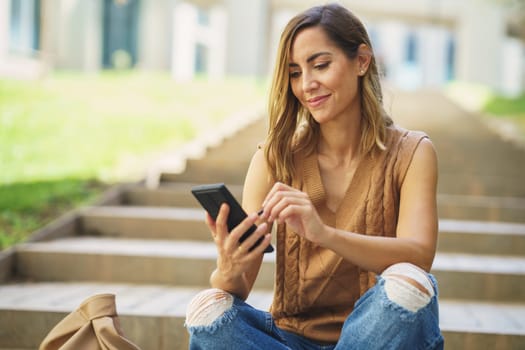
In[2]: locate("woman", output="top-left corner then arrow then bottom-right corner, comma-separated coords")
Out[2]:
185,3 -> 443,349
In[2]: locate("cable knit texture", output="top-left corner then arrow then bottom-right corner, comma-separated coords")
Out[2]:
269,125 -> 429,343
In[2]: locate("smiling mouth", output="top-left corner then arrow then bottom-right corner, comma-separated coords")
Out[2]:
307,94 -> 330,107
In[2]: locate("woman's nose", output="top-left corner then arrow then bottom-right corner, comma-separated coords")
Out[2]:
302,73 -> 319,92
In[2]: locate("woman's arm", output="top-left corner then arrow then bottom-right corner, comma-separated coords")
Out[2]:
209,148 -> 274,300
262,138 -> 438,273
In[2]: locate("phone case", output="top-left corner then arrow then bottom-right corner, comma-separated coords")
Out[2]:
191,183 -> 274,253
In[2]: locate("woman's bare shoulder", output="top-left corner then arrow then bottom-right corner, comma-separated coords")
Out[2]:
242,147 -> 273,212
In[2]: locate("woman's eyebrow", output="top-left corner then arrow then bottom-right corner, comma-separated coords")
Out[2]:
289,51 -> 332,67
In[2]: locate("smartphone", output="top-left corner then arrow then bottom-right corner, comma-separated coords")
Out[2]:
191,183 -> 274,253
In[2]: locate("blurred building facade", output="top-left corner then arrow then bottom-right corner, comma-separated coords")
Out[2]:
0,0 -> 523,95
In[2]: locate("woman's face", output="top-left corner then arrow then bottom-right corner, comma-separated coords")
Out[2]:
288,26 -> 362,125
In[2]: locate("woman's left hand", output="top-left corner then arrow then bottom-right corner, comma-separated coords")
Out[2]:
260,182 -> 326,244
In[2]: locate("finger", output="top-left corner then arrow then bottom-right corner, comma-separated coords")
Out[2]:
205,211 -> 215,228
215,203 -> 230,242
246,233 -> 272,257
227,212 -> 259,250
275,202 -> 310,224
238,222 -> 268,252
205,212 -> 218,238
260,185 -> 296,220
265,192 -> 309,222
262,182 -> 288,207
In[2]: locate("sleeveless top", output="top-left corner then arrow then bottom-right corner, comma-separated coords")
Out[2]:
269,124 -> 429,343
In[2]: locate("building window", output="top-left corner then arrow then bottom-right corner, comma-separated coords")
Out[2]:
446,35 -> 455,80
197,7 -> 210,26
102,0 -> 139,69
195,43 -> 208,74
405,31 -> 418,64
9,0 -> 40,55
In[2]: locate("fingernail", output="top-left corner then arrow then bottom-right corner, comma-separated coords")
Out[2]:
257,208 -> 264,216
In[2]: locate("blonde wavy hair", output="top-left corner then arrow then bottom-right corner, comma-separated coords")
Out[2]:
265,3 -> 392,184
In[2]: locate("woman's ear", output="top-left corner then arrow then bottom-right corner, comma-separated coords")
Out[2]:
357,44 -> 372,75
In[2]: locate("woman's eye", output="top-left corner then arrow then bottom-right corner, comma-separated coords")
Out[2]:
289,71 -> 301,79
314,62 -> 330,70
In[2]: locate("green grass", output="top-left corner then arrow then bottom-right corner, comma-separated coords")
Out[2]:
445,81 -> 525,140
0,179 -> 105,248
446,81 -> 525,117
0,72 -> 266,249
484,93 -> 525,139
484,94 -> 525,116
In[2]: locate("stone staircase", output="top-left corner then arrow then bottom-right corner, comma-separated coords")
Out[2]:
1,90 -> 524,349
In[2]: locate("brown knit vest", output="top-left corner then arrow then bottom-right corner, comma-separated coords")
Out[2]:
269,125 -> 429,343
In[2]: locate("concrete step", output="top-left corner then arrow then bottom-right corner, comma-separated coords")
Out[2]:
0,282 -> 270,350
390,91 -> 525,198
432,252 -> 525,302
434,134 -> 525,197
0,282 -> 523,350
159,160 -> 250,185
159,118 -> 266,185
123,184 -> 525,223
435,137 -> 525,178
439,299 -> 525,349
438,172 -> 525,198
438,219 -> 525,255
437,194 -> 525,223
82,204 -> 525,256
122,182 -> 244,208
13,237 -> 275,290
13,237 -> 525,302
184,118 -> 266,164
80,206 -> 210,241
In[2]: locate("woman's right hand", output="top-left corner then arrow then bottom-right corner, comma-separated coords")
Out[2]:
206,203 -> 271,287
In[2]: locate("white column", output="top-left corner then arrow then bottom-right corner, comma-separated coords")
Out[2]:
82,0 -> 102,72
501,38 -> 524,97
138,0 -> 174,70
377,21 -> 410,87
54,0 -> 101,71
456,0 -> 505,90
0,0 -> 10,77
207,6 -> 227,80
40,0 -> 60,69
225,0 -> 270,77
171,2 -> 198,81
269,9 -> 295,75
418,26 -> 449,87
0,0 -> 10,59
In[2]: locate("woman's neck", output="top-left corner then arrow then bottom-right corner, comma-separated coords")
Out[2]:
318,116 -> 362,166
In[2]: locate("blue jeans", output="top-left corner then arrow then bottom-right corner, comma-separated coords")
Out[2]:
186,275 -> 444,350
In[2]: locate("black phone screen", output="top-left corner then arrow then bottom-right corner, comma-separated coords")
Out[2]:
191,183 -> 273,253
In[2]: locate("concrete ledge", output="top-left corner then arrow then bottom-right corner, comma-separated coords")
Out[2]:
21,184 -> 129,244
438,194 -> 525,223
14,238 -> 276,290
438,219 -> 525,255
13,237 -> 525,301
0,282 -> 272,350
123,183 -> 241,207
80,206 -> 210,240
0,248 -> 15,282
0,184 -> 127,283
0,282 -> 523,350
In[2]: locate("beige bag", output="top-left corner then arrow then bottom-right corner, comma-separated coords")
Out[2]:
39,293 -> 141,350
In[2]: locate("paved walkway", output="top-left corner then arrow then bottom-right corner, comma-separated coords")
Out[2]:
386,89 -> 525,197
